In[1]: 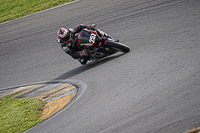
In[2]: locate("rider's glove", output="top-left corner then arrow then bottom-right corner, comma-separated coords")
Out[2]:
86,24 -> 96,29
79,49 -> 87,57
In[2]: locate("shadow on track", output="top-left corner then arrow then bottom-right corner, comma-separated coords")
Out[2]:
52,53 -> 125,80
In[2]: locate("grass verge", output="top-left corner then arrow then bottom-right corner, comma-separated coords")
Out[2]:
0,93 -> 46,133
0,0 -> 75,23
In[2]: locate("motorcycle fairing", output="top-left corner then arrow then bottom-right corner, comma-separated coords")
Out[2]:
77,29 -> 102,48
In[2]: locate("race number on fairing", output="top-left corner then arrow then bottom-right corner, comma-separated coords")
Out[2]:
89,33 -> 96,43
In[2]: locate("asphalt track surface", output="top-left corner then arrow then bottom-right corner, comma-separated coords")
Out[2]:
0,0 -> 200,132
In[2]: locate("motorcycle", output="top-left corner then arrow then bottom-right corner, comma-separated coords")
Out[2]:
76,27 -> 130,61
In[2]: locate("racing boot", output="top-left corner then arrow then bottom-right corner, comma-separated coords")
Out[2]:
78,55 -> 90,65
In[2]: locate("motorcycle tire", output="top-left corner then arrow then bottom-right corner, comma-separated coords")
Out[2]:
106,40 -> 130,53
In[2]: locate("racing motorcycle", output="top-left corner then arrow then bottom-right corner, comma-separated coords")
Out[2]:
76,28 -> 130,61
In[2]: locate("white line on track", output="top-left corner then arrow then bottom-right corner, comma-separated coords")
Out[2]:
0,0 -> 80,26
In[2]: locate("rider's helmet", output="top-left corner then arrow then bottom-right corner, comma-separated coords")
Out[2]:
57,28 -> 70,42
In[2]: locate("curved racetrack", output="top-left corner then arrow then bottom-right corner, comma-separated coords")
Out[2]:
1,0 -> 200,132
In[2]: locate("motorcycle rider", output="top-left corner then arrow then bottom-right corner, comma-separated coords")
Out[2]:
57,24 -> 96,65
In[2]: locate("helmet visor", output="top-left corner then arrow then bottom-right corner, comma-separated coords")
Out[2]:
61,36 -> 70,42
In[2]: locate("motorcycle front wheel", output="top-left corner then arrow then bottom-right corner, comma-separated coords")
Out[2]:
106,40 -> 130,53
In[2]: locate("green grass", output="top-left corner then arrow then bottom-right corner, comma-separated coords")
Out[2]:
0,94 -> 46,133
0,0 -> 75,23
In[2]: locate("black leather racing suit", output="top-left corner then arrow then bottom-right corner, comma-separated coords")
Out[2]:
57,25 -> 88,61
57,24 -> 109,64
